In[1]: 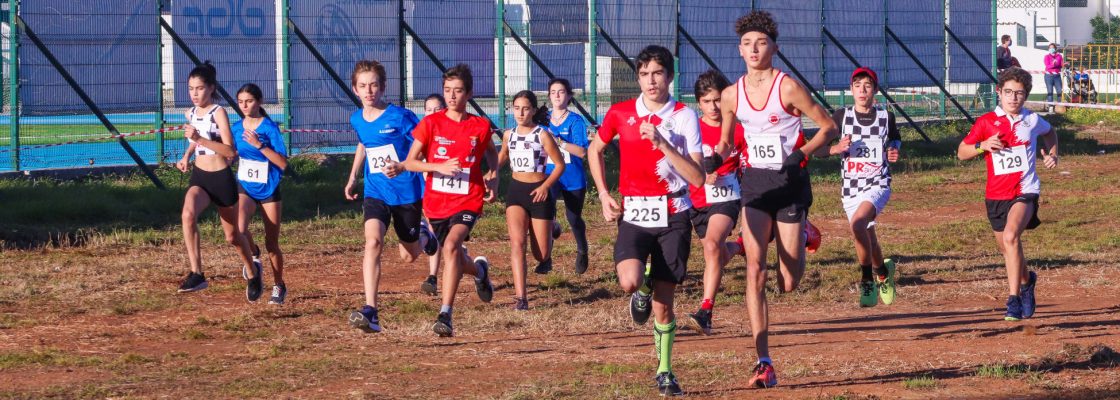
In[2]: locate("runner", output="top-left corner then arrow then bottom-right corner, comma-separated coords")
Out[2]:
499,90 -> 567,310
716,11 -> 838,388
544,78 -> 591,274
958,66 -> 1058,321
402,64 -> 499,337
232,83 -> 290,305
813,67 -> 900,308
174,61 -> 264,303
343,60 -> 438,333
419,93 -> 447,295
588,45 -> 704,397
684,69 -> 747,335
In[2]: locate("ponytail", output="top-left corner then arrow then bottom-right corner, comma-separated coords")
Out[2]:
532,106 -> 549,126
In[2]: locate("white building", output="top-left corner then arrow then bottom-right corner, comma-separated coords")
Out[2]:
997,0 -> 1119,48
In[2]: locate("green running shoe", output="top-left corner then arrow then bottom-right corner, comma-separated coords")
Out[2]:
877,258 -> 897,305
859,280 -> 877,307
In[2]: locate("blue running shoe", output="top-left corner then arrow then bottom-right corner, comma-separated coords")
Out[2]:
1004,295 -> 1023,321
349,305 -> 382,333
1020,271 -> 1037,318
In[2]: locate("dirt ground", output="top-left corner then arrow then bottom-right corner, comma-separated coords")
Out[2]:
1,120 -> 1119,399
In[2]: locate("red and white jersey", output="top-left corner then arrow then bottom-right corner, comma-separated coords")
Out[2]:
963,107 -> 1051,200
735,71 -> 806,170
598,95 -> 702,214
412,110 -> 494,219
689,120 -> 745,208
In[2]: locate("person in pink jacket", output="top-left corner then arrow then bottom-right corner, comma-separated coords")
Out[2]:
1043,43 -> 1063,108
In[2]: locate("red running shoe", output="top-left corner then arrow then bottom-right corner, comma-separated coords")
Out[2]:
804,220 -> 821,254
747,361 -> 778,388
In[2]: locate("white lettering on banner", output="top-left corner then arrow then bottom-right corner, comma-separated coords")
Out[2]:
364,144 -> 399,174
848,137 -> 883,163
623,195 -> 668,228
432,170 -> 470,194
704,174 -> 741,203
238,158 -> 269,184
992,145 -> 1029,176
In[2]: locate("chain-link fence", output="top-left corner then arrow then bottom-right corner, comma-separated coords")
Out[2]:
0,0 -> 998,176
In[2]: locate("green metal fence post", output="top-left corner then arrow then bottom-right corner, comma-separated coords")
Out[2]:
497,0 -> 505,130
281,0 -> 291,150
939,0 -> 947,119
398,0 -> 406,106
588,0 -> 597,122
8,0 -> 18,171
672,0 -> 680,101
156,0 -> 165,163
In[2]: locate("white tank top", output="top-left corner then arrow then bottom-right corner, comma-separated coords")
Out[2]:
735,71 -> 804,170
189,105 -> 223,156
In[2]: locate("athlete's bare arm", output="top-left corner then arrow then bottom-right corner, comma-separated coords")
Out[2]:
715,85 -> 738,158
782,79 -> 836,156
640,121 -> 704,187
1039,127 -> 1059,168
403,139 -> 460,175
588,136 -> 621,221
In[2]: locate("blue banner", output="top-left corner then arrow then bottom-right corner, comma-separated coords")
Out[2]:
887,2 -> 945,88
949,0 -> 994,83
678,1 -> 750,94
171,0 -> 277,107
19,0 -> 159,116
406,0 -> 495,98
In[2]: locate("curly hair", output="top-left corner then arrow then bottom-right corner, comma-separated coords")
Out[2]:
997,67 -> 1032,94
694,69 -> 731,99
735,10 -> 778,40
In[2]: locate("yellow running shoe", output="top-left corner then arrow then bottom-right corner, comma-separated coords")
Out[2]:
877,259 -> 897,305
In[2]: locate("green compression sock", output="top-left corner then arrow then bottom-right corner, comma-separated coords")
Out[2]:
654,319 -> 677,374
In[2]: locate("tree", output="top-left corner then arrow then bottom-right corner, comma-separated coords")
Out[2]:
1090,14 -> 1120,44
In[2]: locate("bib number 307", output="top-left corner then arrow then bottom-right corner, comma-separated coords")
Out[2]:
623,195 -> 668,228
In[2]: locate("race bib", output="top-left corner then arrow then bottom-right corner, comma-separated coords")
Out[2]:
623,195 -> 668,228
992,145 -> 1029,176
364,144 -> 399,174
432,170 -> 471,194
237,158 -> 269,184
509,149 -> 537,172
546,148 -> 571,165
848,137 -> 883,163
746,134 -> 782,164
704,174 -> 741,203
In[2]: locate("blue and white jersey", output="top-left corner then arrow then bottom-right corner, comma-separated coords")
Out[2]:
233,116 -> 287,200
544,111 -> 589,190
352,104 -> 424,205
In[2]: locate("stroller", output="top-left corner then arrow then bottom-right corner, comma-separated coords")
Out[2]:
1068,70 -> 1098,104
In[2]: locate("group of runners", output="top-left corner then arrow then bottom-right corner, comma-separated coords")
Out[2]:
171,11 -> 1059,396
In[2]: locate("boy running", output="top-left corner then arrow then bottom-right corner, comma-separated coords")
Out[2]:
957,67 -> 1058,321
588,45 -> 704,397
403,64 -> 499,337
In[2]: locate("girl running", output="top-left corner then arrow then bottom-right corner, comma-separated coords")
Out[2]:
419,93 -> 446,295
685,70 -> 746,335
499,90 -> 566,310
958,67 -> 1058,321
717,11 -> 838,388
814,67 -> 900,308
403,64 -> 499,337
544,78 -> 591,274
343,60 -> 438,333
232,83 -> 290,305
174,61 -> 263,302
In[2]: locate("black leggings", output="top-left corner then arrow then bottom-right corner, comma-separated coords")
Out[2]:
552,187 -> 588,253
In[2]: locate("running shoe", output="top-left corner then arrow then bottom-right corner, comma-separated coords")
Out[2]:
244,246 -> 262,280
551,221 -> 562,239
177,272 -> 208,293
474,256 -> 494,303
246,262 -> 264,303
877,258 -> 897,305
747,361 -> 778,388
534,258 -> 553,275
1020,271 -> 1037,318
420,275 -> 438,295
804,220 -> 821,254
268,284 -> 287,305
734,235 -> 747,257
655,372 -> 683,396
575,251 -> 589,275
1004,295 -> 1023,321
513,297 -> 529,311
859,280 -> 877,307
630,291 -> 653,325
420,220 -> 438,256
349,305 -> 382,333
688,308 -> 713,335
433,312 -> 453,337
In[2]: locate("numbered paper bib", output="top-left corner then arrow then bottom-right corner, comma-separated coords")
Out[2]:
546,148 -> 571,165
432,170 -> 471,194
623,195 -> 668,228
992,145 -> 1029,176
848,137 -> 883,163
190,120 -> 216,156
509,149 -> 537,172
746,134 -> 782,164
237,158 -> 269,184
364,144 -> 399,174
705,174 -> 741,203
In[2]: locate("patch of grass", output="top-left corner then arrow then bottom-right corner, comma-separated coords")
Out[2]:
0,348 -> 103,370
975,363 -> 1029,378
539,273 -> 573,291
383,298 -> 437,325
587,362 -> 640,378
109,291 -> 172,315
183,327 -> 210,340
902,374 -> 939,390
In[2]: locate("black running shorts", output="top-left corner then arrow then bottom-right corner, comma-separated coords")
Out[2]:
986,193 -> 1041,232
740,167 -> 812,223
429,210 -> 480,244
238,185 -> 282,204
613,211 -> 691,284
363,198 -> 423,243
189,167 -> 239,208
505,179 -> 557,220
689,200 -> 741,239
